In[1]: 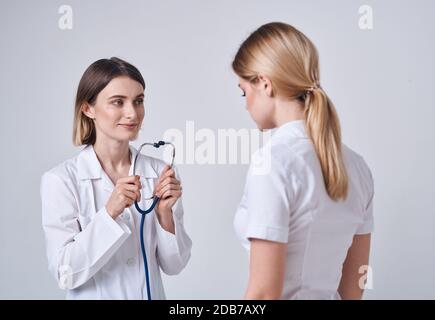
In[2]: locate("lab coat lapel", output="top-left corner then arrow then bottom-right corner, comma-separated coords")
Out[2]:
77,144 -> 159,180
77,144 -> 114,193
77,145 -> 103,180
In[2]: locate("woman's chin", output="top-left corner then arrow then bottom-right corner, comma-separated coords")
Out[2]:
128,132 -> 140,141
114,131 -> 139,142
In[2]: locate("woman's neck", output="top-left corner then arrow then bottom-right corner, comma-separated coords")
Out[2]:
273,98 -> 305,127
93,138 -> 131,173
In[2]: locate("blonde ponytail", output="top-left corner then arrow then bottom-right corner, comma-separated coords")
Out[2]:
304,86 -> 348,201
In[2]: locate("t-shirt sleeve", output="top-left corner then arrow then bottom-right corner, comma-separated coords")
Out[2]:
356,160 -> 375,235
243,147 -> 296,243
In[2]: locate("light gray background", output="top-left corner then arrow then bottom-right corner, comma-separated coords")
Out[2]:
1,0 -> 434,299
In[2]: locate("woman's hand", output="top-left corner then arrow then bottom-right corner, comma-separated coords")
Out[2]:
106,175 -> 141,219
154,166 -> 182,231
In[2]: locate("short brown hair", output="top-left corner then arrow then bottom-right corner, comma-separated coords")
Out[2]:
72,57 -> 145,146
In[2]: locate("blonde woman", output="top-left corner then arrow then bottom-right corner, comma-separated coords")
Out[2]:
233,22 -> 374,300
40,57 -> 191,299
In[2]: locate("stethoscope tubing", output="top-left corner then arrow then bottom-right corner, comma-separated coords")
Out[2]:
132,141 -> 175,300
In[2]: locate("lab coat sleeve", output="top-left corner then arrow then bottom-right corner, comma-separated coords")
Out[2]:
154,198 -> 192,275
40,171 -> 131,290
154,167 -> 192,275
243,146 -> 295,244
356,162 -> 375,235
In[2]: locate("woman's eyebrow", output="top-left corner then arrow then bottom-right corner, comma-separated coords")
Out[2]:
107,93 -> 144,100
108,94 -> 127,100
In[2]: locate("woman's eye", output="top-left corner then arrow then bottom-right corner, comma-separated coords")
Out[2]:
135,98 -> 144,105
241,91 -> 246,97
112,99 -> 123,106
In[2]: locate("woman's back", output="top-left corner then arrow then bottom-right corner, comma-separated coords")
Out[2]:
235,120 -> 374,299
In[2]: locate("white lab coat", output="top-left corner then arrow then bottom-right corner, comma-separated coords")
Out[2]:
40,144 -> 192,299
234,120 -> 374,299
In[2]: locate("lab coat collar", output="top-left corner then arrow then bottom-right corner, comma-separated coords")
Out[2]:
273,120 -> 308,140
77,144 -> 158,181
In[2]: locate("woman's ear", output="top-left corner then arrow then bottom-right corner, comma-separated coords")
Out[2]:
257,74 -> 273,97
81,103 -> 95,120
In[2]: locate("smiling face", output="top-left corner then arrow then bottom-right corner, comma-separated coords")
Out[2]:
83,76 -> 145,143
238,76 -> 276,131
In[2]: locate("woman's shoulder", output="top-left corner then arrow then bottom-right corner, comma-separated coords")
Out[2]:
256,134 -> 315,169
341,144 -> 374,195
342,144 -> 372,175
249,139 -> 304,180
40,152 -> 84,201
41,149 -> 83,186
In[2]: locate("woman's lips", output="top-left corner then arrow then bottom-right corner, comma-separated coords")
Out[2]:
119,124 -> 137,130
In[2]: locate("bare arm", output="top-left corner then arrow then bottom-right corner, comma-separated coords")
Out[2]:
244,238 -> 287,300
338,234 -> 371,300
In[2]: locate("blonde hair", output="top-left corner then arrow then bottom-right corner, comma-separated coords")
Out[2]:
73,57 -> 145,146
232,22 -> 348,201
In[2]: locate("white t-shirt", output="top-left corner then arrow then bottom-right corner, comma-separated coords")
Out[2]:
234,120 -> 374,300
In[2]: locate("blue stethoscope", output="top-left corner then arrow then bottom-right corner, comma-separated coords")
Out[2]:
132,141 -> 175,300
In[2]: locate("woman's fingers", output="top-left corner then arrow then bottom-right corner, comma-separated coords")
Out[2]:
121,189 -> 140,203
156,166 -> 170,184
119,194 -> 134,208
159,189 -> 182,200
114,171 -> 182,205
155,177 -> 180,193
106,176 -> 142,218
163,168 -> 176,179
117,175 -> 141,188
155,182 -> 182,198
157,166 -> 176,184
117,175 -> 139,184
121,182 -> 142,193
156,184 -> 182,199
115,176 -> 142,202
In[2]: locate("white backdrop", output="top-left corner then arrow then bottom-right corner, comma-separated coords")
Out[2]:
0,0 -> 434,299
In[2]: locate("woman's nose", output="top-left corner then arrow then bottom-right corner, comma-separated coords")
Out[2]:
124,101 -> 137,118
